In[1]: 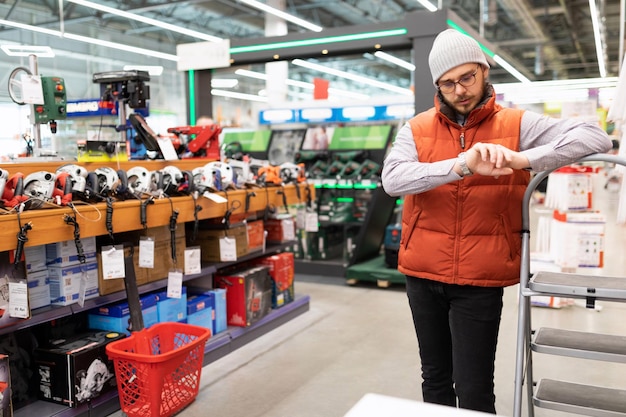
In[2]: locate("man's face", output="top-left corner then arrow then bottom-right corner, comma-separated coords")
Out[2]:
437,63 -> 488,116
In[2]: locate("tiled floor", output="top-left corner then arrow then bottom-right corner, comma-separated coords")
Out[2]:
107,170 -> 626,417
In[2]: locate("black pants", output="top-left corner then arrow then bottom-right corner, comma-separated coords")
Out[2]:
405,277 -> 504,414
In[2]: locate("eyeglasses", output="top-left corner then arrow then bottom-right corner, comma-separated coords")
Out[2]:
437,65 -> 480,93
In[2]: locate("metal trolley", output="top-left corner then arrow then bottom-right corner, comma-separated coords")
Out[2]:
513,153 -> 626,417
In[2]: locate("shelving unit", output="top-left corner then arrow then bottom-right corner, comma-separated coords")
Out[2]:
0,160 -> 314,417
513,154 -> 626,417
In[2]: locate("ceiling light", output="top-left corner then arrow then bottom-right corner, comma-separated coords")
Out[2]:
237,0 -> 323,32
211,89 -> 269,102
588,0 -> 607,78
416,0 -> 438,12
292,58 -> 413,96
493,55 -> 530,83
374,51 -> 415,71
123,65 -> 164,76
1,45 -> 55,57
211,79 -> 239,88
0,18 -> 62,36
63,32 -> 178,61
66,0 -> 223,42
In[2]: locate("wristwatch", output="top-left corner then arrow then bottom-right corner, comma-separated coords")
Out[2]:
457,152 -> 473,177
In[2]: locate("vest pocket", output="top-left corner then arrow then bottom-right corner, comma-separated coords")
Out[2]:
402,209 -> 422,250
499,214 -> 515,260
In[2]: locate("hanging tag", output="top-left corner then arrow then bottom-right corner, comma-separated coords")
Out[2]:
167,270 -> 183,298
203,191 -> 228,204
184,247 -> 202,275
305,212 -> 319,232
263,230 -> 268,253
296,206 -> 306,229
139,237 -> 155,268
8,280 -> 29,319
101,245 -> 125,279
219,236 -> 237,261
77,270 -> 87,308
282,218 -> 296,241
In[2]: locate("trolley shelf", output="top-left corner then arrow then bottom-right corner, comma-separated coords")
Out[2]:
532,327 -> 626,363
534,379 -> 626,416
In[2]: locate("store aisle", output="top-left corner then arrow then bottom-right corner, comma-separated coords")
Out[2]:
106,179 -> 626,417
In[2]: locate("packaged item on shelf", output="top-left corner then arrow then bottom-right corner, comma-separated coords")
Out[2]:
47,261 -> 99,306
46,236 -> 97,266
27,269 -> 51,310
188,222 -> 249,262
246,219 -> 265,253
0,354 -> 12,417
265,214 -> 296,243
24,245 -> 47,274
96,244 -> 149,296
188,287 -> 228,335
186,295 -> 213,331
215,265 -> 272,327
253,252 -> 295,308
154,287 -> 187,323
88,294 -> 158,335
550,210 -> 606,268
147,234 -> 186,283
34,330 -> 125,408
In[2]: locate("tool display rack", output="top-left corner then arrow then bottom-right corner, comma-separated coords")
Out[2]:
513,153 -> 626,417
0,159 -> 314,417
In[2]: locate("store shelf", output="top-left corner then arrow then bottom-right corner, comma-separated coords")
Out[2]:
13,295 -> 310,417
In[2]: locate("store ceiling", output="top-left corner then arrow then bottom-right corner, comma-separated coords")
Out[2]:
0,0 -> 623,103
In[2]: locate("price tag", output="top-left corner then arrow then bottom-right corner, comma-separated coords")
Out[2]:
296,207 -> 306,229
77,270 -> 87,308
203,191 -> 228,204
139,238 -> 155,268
219,236 -> 237,261
305,212 -> 319,232
101,245 -> 125,279
167,270 -> 183,298
282,218 -> 296,241
9,281 -> 29,319
184,247 -> 201,275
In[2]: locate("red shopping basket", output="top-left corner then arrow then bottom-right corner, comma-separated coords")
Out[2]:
106,322 -> 211,417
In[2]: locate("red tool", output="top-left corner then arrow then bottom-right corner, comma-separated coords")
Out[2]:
167,124 -> 222,160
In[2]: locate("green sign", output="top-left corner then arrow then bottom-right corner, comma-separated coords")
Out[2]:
328,125 -> 392,150
222,130 -> 271,152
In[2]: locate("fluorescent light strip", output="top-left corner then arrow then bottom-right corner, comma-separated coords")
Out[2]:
374,51 -> 415,71
292,59 -> 413,96
235,69 -> 370,100
238,0 -> 323,32
1,45 -> 55,57
230,28 -> 408,54
63,32 -> 178,61
123,65 -> 164,75
211,89 -> 269,102
212,79 -> 239,88
66,0 -> 223,42
416,0 -> 438,12
493,55 -> 530,83
588,0 -> 607,78
0,18 -> 62,36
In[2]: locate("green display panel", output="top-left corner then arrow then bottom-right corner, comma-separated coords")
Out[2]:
328,125 -> 392,150
222,130 -> 272,152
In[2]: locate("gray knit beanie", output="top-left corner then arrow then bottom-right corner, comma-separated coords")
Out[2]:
428,29 -> 490,86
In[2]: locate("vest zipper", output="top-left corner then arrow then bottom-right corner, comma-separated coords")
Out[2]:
460,131 -> 465,150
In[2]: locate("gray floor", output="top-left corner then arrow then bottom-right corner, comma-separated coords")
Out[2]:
108,173 -> 626,417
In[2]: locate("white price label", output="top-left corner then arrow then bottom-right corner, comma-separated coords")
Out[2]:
184,247 -> 202,275
139,238 -> 155,268
219,236 -> 237,261
167,270 -> 183,298
101,245 -> 125,279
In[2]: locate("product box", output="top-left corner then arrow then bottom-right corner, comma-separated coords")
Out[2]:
265,215 -> 296,243
25,244 -> 47,273
154,287 -> 188,323
147,236 -> 186,283
190,222 -> 249,262
29,284 -> 51,310
550,210 -> 606,268
47,261 -> 99,306
88,294 -> 159,334
46,237 -> 97,266
96,245 -> 149,296
186,295 -> 213,331
26,269 -> 48,288
0,354 -> 12,417
254,252 -> 295,308
215,266 -> 272,327
35,330 -> 125,408
246,219 -> 265,253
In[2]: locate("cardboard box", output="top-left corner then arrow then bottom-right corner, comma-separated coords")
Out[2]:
246,219 -> 265,252
29,284 -> 51,310
46,237 -> 97,266
25,245 -> 47,273
186,295 -> 213,331
96,245 -> 149,296
254,252 -> 295,308
35,330 -> 125,407
215,266 -> 272,327
0,354 -> 12,417
47,261 -> 99,306
192,288 -> 227,335
88,294 -> 159,334
265,215 -> 296,243
146,236 -> 186,283
26,269 -> 48,287
154,288 -> 187,323
191,222 -> 249,262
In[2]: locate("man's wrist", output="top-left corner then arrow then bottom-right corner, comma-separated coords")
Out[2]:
457,152 -> 473,177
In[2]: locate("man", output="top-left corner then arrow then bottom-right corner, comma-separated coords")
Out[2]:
381,29 -> 612,414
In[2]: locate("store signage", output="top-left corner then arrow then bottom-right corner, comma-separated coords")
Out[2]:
66,99 -> 150,118
177,40 -> 231,71
259,109 -> 297,124
259,103 -> 414,125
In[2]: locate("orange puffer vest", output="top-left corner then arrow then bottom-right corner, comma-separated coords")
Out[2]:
399,91 -> 529,287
